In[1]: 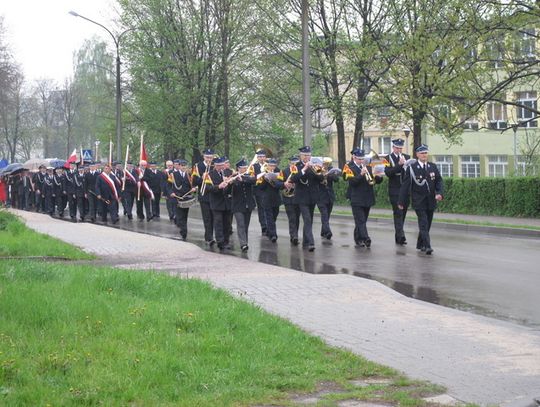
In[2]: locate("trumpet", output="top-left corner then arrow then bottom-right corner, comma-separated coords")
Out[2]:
362,164 -> 375,186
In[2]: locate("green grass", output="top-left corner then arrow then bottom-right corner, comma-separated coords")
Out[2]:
0,210 -> 92,259
0,261 -> 396,406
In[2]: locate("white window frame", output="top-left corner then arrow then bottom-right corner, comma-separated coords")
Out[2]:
486,102 -> 507,129
378,137 -> 391,154
516,91 -> 538,128
517,28 -> 536,60
487,155 -> 508,177
461,155 -> 480,178
435,155 -> 454,177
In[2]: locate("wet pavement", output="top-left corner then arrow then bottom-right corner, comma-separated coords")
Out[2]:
111,206 -> 540,329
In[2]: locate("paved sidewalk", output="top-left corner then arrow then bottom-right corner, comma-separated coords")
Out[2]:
12,209 -> 540,406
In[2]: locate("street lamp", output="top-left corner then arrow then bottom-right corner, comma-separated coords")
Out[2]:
402,125 -> 411,154
95,140 -> 101,162
69,11 -> 132,162
301,0 -> 311,147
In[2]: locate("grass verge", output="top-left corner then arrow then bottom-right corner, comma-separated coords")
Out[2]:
0,210 -> 92,259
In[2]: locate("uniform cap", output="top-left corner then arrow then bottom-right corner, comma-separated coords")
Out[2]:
236,158 -> 248,168
351,148 -> 365,158
298,146 -> 312,154
415,144 -> 429,153
392,138 -> 405,147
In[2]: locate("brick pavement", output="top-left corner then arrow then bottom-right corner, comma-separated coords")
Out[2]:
12,210 -> 540,406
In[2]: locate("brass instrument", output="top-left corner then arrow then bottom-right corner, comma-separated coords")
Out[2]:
362,164 -> 375,185
282,167 -> 296,198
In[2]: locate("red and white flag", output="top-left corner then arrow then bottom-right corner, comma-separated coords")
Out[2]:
64,148 -> 77,168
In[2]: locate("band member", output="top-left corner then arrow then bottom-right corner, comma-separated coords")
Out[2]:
164,160 -> 176,222
84,162 -> 100,222
317,157 -> 340,240
385,138 -> 410,245
167,159 -> 196,240
258,158 -> 282,242
281,156 -> 300,245
122,162 -> 137,220
192,149 -> 215,245
251,149 -> 268,235
343,148 -> 383,247
148,162 -> 163,218
290,146 -> 324,251
135,160 -> 154,221
113,162 -> 128,216
231,158 -> 257,252
95,164 -> 120,224
53,166 -> 66,217
398,144 -> 443,255
64,162 -> 85,221
32,165 -> 47,212
206,156 -> 233,250
43,167 -> 55,215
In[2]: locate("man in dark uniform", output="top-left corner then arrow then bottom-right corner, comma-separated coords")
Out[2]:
17,170 -> 32,210
230,158 -> 256,252
164,160 -> 176,222
192,149 -> 215,245
258,158 -> 283,243
64,162 -> 85,221
96,163 -> 120,224
135,160 -> 154,221
206,156 -> 233,250
290,146 -> 324,251
43,167 -> 55,215
33,165 -> 47,212
122,162 -> 137,220
317,157 -> 340,240
167,159 -> 196,240
384,138 -> 411,245
84,162 -> 100,222
398,144 -> 443,255
148,162 -> 163,218
251,149 -> 268,235
343,148 -> 383,247
52,166 -> 66,217
281,156 -> 300,245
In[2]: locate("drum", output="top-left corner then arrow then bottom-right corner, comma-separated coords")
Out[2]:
177,197 -> 198,208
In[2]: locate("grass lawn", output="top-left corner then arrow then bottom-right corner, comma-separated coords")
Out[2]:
0,210 -> 446,406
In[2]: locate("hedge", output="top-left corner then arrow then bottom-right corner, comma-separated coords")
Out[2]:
333,176 -> 540,218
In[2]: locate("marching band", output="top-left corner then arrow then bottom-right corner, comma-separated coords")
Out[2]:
1,140 -> 444,254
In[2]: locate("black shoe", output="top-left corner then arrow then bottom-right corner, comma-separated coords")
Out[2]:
206,239 -> 216,247
147,216 -> 153,222
326,232 -> 332,240
261,229 -> 267,236
270,236 -> 277,243
112,219 -> 119,225
355,240 -> 365,247
291,237 -> 299,246
128,215 -> 132,220
419,246 -> 426,252
180,235 -> 187,241
365,238 -> 371,248
425,247 -> 433,255
308,245 -> 315,252
241,245 -> 249,252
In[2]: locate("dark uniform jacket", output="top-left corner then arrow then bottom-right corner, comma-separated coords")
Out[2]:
230,174 -> 256,213
64,170 -> 84,196
290,162 -> 324,206
33,171 -> 46,194
318,168 -> 339,205
84,171 -> 99,194
384,152 -> 411,202
166,171 -> 193,201
147,169 -> 163,196
258,168 -> 283,208
344,160 -> 383,207
95,173 -> 119,202
207,168 -> 233,211
53,172 -> 65,197
398,161 -> 443,210
192,161 -> 213,203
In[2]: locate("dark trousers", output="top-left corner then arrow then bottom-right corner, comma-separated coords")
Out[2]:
200,201 -> 214,242
352,205 -> 371,243
263,206 -> 280,239
87,193 -> 98,220
284,204 -> 300,239
234,210 -> 252,246
45,193 -> 54,214
68,194 -> 84,219
151,192 -> 161,217
123,191 -> 134,217
102,200 -> 119,223
390,195 -> 408,242
36,192 -> 46,212
176,207 -> 189,238
317,201 -> 334,237
299,204 -> 315,247
254,192 -> 267,232
136,195 -> 152,219
166,196 -> 176,220
415,208 -> 434,249
56,193 -> 67,215
212,209 -> 231,247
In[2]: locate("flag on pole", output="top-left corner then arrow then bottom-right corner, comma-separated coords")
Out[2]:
64,148 -> 77,168
140,134 -> 148,162
80,146 -> 84,165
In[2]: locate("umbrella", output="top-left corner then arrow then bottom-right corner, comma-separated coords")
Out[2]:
23,158 -> 50,171
49,159 -> 66,169
0,163 -> 24,175
0,159 -> 8,169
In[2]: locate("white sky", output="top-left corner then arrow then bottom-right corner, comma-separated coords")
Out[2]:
1,0 -> 118,83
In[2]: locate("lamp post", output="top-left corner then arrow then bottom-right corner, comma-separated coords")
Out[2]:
403,126 -> 411,154
511,124 -> 519,174
69,11 -> 132,162
95,140 -> 100,162
301,0 -> 311,147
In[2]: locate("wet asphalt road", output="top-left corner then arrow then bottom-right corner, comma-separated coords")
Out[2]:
109,206 -> 540,329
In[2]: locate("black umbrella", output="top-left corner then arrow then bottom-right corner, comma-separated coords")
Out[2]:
0,163 -> 24,175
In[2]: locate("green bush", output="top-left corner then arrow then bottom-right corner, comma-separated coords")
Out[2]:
333,176 -> 540,218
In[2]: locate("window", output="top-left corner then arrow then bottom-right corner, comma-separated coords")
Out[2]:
486,36 -> 505,68
516,91 -> 538,128
461,155 -> 480,178
515,28 -> 536,60
461,116 -> 479,131
435,155 -> 454,177
361,137 -> 372,153
378,137 -> 391,154
488,155 -> 508,177
516,155 -> 539,176
378,106 -> 391,117
486,102 -> 507,129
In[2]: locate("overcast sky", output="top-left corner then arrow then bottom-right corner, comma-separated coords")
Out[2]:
2,0 -> 118,83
